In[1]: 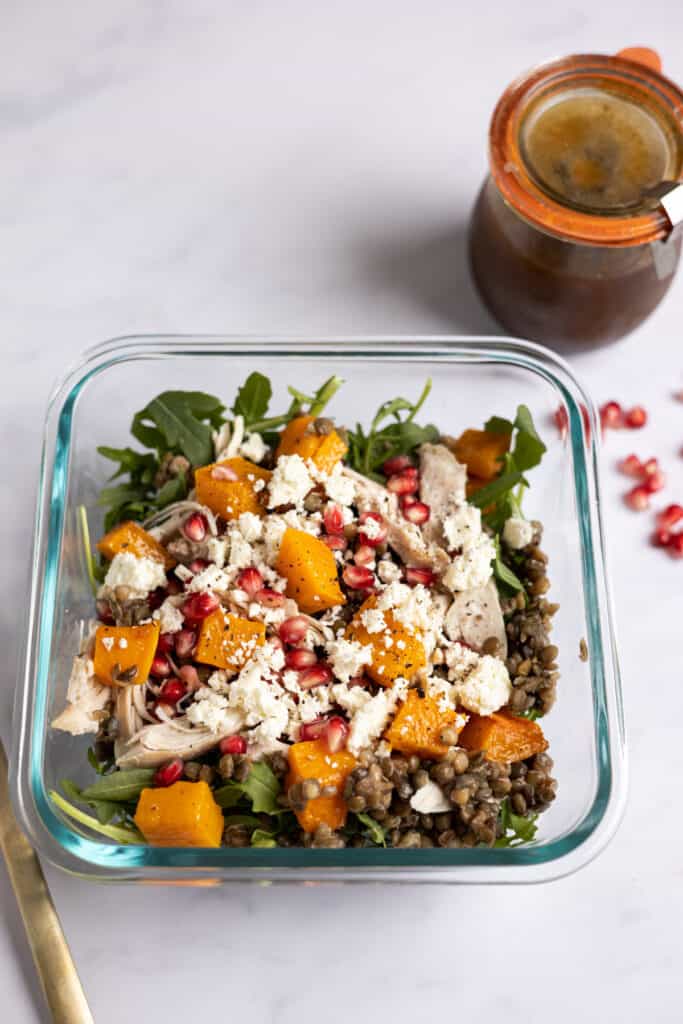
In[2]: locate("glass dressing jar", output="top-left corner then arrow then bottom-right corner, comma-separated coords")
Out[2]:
469,49 -> 683,348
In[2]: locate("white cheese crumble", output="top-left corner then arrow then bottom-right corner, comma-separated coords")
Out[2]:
227,528 -> 254,568
188,564 -> 235,593
237,512 -> 263,543
267,454 -> 314,509
443,504 -> 482,550
101,636 -> 114,651
309,461 -> 356,506
377,558 -> 402,583
347,689 -> 396,754
205,537 -> 229,569
103,552 -> 167,597
442,533 -> 495,593
503,516 -> 534,550
360,606 -> 386,634
452,655 -> 512,716
240,431 -> 267,464
153,598 -> 185,634
326,638 -> 373,683
410,780 -> 451,814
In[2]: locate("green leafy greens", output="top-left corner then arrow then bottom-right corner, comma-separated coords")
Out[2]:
346,379 -> 439,480
494,797 -> 539,848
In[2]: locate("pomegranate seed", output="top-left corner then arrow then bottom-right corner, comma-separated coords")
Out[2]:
600,401 -> 624,431
675,390 -> 683,402
219,735 -> 247,755
642,457 -> 659,476
159,678 -> 187,704
668,532 -> 683,557
358,511 -> 387,548
165,575 -> 183,596
157,632 -> 176,655
618,454 -> 643,477
178,664 -> 202,691
323,534 -> 347,551
386,470 -> 420,496
285,648 -> 318,670
323,503 -> 346,535
182,512 -> 208,542
382,454 -> 414,476
279,615 -> 309,646
96,599 -> 114,624
154,758 -> 184,787
657,504 -> 683,529
182,591 -> 220,622
354,544 -> 376,567
580,403 -> 591,442
644,469 -> 666,493
298,664 -> 333,689
553,406 -> 568,439
189,558 -> 209,574
211,464 -> 238,481
652,527 -> 672,548
625,405 -> 647,429
402,501 -> 431,525
405,567 -> 437,586
150,653 -> 172,677
342,564 -> 375,590
624,485 -> 651,511
400,493 -> 418,510
299,717 -> 328,741
236,567 -> 264,597
174,628 -> 197,659
325,716 -> 349,753
255,587 -> 285,607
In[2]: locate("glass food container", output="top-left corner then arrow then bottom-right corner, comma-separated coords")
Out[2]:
469,49 -> 683,348
11,336 -> 625,884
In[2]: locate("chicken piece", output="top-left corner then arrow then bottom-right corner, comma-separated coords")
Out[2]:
419,443 -> 467,546
444,579 -> 507,656
115,713 -> 244,768
51,656 -> 111,736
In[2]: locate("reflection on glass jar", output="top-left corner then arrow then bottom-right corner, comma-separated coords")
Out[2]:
469,50 -> 683,348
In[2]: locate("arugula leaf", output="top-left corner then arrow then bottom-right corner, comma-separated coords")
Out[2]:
78,506 -> 98,596
355,812 -> 387,847
79,769 -> 155,803
97,446 -> 158,482
346,379 -> 438,479
238,762 -> 282,815
251,828 -> 278,848
87,746 -> 114,776
248,375 -> 344,434
518,708 -> 541,721
223,814 -> 263,828
131,391 -> 225,467
492,537 -> 525,596
494,797 -> 539,847
50,790 -> 144,844
213,783 -> 244,809
233,372 -> 272,427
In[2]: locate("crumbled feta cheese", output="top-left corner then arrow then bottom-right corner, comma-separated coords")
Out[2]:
237,512 -> 263,543
442,533 -> 495,592
443,504 -> 482,550
444,641 -> 481,681
503,516 -> 534,550
186,689 -> 244,733
227,529 -> 254,568
188,564 -> 234,593
313,462 -> 356,506
205,537 -> 229,569
175,563 -> 195,582
452,655 -> 511,716
377,558 -> 402,583
267,454 -> 314,509
410,780 -> 451,814
330,682 -> 372,715
118,638 -> 128,649
103,552 -> 167,596
360,516 -> 382,540
347,690 -> 396,754
376,582 -> 433,633
262,516 -> 288,562
226,643 -> 293,742
240,431 -> 267,464
101,636 -> 114,651
326,638 -> 373,683
153,598 -> 185,634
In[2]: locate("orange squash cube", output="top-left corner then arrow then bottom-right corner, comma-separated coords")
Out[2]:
345,596 -> 426,687
458,710 -> 548,763
195,608 -> 266,673
384,690 -> 465,759
93,622 -> 160,685
287,739 -> 356,833
134,781 -> 224,847
97,520 -> 174,569
275,528 -> 345,614
276,415 -> 347,473
452,428 -> 511,481
194,456 -> 271,520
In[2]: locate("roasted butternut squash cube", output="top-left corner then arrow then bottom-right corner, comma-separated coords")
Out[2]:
97,520 -> 174,569
458,710 -> 548,763
276,415 -> 347,473
345,595 -> 425,687
93,622 -> 160,685
195,608 -> 266,672
194,456 -> 271,520
287,739 -> 356,833
134,781 -> 224,847
384,690 -> 465,759
452,428 -> 511,482
275,528 -> 345,614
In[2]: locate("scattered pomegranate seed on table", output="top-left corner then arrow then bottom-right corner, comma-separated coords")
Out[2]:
668,533 -> 683,558
652,526 -> 672,548
624,485 -> 651,511
618,454 -> 643,477
600,401 -> 625,431
624,406 -> 647,428
657,504 -> 683,529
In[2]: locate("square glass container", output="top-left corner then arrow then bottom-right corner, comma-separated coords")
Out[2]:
11,336 -> 626,883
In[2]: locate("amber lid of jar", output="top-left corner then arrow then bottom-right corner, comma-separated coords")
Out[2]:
489,49 -> 683,247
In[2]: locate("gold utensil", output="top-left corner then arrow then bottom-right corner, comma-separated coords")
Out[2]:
0,737 -> 94,1024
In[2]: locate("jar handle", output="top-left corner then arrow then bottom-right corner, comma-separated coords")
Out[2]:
616,47 -> 662,73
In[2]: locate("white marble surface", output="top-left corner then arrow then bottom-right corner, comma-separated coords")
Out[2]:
2,2 -> 682,1021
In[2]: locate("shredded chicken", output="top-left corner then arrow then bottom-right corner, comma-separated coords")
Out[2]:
419,442 -> 467,546
444,580 -> 507,656
51,656 -> 111,736
115,712 -> 244,768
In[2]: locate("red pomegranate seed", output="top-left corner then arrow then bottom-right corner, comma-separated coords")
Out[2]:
668,533 -> 683,558
285,648 -> 318,670
354,544 -> 376,567
182,591 -> 220,623
178,664 -> 202,691
580,403 -> 591,442
323,534 -> 347,551
618,454 -> 643,477
255,587 -> 285,608
279,615 -> 309,646
402,501 -> 431,525
625,405 -> 647,429
400,493 -> 418,510
325,716 -> 349,753
386,470 -> 419,496
298,664 -> 333,689
96,599 -> 114,624
154,758 -> 184,787
174,628 -> 197,659
405,567 -> 437,586
652,527 -> 672,548
382,454 -> 414,476
553,406 -> 568,439
188,558 -> 209,574
159,678 -> 187,704
358,511 -> 387,548
150,653 -> 172,677
657,504 -> 683,529
342,564 -> 375,590
645,469 -> 666,493
299,717 -> 328,741
600,401 -> 624,431
624,485 -> 651,511
219,735 -> 247,755
211,464 -> 238,481
182,512 -> 208,542
236,567 -> 264,597
323,503 -> 346,535
157,632 -> 176,655
642,457 -> 659,476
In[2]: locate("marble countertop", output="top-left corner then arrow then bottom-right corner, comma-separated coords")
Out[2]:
2,2 -> 681,1021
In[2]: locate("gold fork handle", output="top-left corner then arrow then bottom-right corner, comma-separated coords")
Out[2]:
0,742 -> 94,1023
